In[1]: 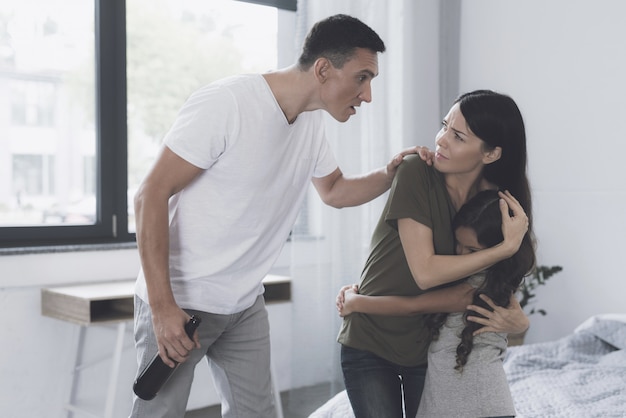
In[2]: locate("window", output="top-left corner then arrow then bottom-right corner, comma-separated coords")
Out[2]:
11,80 -> 56,126
0,0 -> 296,248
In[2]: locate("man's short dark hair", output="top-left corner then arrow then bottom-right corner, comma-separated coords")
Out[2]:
298,14 -> 386,70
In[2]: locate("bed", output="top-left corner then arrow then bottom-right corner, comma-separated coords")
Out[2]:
309,314 -> 626,418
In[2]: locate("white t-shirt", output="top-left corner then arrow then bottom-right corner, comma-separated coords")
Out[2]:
135,74 -> 338,314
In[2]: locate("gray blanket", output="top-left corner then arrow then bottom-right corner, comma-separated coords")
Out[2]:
504,314 -> 626,418
310,314 -> 626,418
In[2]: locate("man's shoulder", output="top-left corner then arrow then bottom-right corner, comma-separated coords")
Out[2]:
189,74 -> 265,105
193,74 -> 255,93
212,73 -> 262,87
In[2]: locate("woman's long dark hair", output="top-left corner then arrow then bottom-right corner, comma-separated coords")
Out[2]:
425,190 -> 536,371
456,90 -> 532,229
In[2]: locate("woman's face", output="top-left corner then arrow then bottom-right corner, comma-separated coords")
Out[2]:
455,226 -> 487,255
433,103 -> 493,176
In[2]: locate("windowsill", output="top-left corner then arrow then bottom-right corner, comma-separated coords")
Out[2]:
0,232 -> 327,257
1,231 -> 322,256
0,241 -> 137,256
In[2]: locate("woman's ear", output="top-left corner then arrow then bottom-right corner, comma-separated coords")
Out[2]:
483,146 -> 502,164
314,58 -> 330,83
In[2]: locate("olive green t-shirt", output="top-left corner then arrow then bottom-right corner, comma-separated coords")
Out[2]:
337,155 -> 457,367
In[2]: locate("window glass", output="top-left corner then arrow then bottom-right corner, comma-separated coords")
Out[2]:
126,0 -> 278,233
0,0 -> 96,227
0,0 -> 290,244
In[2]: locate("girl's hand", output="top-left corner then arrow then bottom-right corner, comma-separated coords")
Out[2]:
338,287 -> 360,317
336,284 -> 359,316
498,190 -> 529,257
467,294 -> 529,335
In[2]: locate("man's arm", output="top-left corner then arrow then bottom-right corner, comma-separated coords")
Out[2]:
134,146 -> 203,367
312,146 -> 433,208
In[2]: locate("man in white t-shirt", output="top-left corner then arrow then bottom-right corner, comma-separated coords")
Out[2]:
130,14 -> 424,418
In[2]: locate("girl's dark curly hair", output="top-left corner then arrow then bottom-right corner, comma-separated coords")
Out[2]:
425,190 -> 536,371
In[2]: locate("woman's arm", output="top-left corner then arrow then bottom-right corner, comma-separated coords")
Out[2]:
337,282 -> 474,317
400,191 -> 529,290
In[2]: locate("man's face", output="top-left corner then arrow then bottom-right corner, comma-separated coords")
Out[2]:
319,48 -> 379,122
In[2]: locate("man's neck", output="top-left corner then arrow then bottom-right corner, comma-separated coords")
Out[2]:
263,66 -> 318,124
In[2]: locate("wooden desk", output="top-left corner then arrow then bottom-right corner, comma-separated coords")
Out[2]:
42,275 -> 290,418
42,275 -> 291,325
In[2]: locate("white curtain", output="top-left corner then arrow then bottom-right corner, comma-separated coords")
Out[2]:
282,0 -> 449,411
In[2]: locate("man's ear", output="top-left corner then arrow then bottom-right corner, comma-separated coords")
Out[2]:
314,57 -> 331,83
483,146 -> 502,164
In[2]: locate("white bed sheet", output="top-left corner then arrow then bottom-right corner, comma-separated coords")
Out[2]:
309,314 -> 626,418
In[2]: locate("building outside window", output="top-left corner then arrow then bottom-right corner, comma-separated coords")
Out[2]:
0,0 -> 295,245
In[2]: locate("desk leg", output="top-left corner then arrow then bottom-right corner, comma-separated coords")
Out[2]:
67,325 -> 86,418
104,322 -> 127,418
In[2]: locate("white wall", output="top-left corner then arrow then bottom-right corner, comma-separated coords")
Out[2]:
457,0 -> 626,342
0,248 -> 141,417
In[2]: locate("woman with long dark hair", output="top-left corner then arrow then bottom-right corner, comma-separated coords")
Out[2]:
337,90 -> 535,417
340,190 -> 535,417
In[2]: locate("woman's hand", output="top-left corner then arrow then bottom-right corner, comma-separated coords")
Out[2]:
498,190 -> 529,257
467,294 -> 529,335
336,284 -> 359,316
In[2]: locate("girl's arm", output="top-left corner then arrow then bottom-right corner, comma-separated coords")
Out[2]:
337,285 -> 529,335
400,191 -> 529,290
337,282 -> 474,317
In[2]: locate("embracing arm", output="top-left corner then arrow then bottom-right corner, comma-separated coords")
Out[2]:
312,146 -> 433,208
336,282 -> 474,317
467,294 -> 530,335
400,191 -> 529,290
134,146 -> 202,366
336,284 -> 529,334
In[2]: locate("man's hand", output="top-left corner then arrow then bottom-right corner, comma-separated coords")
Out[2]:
467,294 -> 529,336
386,146 -> 435,176
152,305 -> 201,367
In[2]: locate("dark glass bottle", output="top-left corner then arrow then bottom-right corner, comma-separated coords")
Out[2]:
133,315 -> 202,400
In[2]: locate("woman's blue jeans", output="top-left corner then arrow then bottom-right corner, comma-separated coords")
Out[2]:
341,345 -> 427,418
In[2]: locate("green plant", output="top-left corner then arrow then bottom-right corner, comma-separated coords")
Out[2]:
518,265 -> 563,316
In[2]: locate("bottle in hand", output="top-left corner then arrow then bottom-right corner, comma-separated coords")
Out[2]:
133,315 -> 202,400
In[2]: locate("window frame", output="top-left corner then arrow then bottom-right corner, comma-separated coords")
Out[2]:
1,0 -> 296,249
